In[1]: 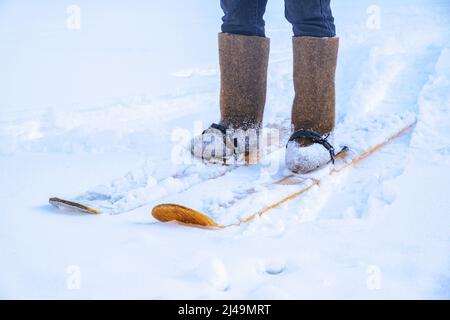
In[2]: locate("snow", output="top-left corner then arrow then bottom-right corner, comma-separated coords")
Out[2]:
1,0 -> 450,299
196,258 -> 230,292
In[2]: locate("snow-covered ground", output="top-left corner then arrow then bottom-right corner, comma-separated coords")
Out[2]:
1,0 -> 449,299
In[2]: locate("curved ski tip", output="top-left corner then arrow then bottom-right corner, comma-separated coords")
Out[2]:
49,197 -> 102,215
152,204 -> 221,228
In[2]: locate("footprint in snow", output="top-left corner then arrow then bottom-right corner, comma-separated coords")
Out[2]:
263,258 -> 286,275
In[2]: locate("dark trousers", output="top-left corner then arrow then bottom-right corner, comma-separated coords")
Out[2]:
221,0 -> 335,38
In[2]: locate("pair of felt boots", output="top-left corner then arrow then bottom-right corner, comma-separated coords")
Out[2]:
192,33 -> 339,173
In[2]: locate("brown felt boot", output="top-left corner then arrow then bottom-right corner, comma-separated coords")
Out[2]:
286,36 -> 339,173
192,33 -> 270,163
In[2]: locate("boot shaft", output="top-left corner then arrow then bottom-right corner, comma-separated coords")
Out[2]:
219,33 -> 270,130
291,36 -> 339,135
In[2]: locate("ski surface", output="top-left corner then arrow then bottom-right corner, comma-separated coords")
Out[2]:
151,113 -> 417,229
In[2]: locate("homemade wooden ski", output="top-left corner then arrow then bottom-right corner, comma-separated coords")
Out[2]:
152,120 -> 417,229
49,197 -> 102,214
48,124 -> 290,215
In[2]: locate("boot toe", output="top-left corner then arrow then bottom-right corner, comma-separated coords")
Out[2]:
191,128 -> 233,163
285,141 -> 331,174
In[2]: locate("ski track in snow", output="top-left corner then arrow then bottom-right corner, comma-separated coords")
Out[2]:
1,0 -> 449,299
